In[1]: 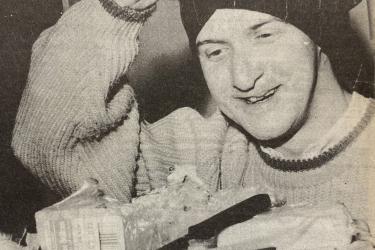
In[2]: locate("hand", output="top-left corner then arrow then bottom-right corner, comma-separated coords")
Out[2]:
217,203 -> 358,249
115,0 -> 158,9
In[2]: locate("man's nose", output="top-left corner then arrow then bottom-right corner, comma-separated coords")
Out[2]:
231,52 -> 263,92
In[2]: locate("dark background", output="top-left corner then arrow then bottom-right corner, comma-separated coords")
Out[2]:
0,0 -> 63,236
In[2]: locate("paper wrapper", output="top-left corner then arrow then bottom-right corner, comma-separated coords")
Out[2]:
36,207 -> 126,250
35,178 -> 261,250
35,179 -> 171,250
35,179 -> 128,250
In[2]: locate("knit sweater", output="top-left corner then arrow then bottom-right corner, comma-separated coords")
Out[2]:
12,0 -> 375,228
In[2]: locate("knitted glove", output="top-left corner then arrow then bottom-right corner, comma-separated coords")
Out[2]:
12,0 -> 155,202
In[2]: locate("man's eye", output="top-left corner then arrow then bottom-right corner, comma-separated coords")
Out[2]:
200,46 -> 228,61
256,33 -> 272,39
207,49 -> 222,58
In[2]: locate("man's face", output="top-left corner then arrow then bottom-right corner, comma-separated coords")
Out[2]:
197,9 -> 317,142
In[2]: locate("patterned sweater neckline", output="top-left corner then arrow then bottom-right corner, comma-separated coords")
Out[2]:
256,93 -> 375,172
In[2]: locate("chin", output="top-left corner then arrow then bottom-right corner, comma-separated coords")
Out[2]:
241,121 -> 297,147
223,106 -> 303,146
250,129 -> 286,144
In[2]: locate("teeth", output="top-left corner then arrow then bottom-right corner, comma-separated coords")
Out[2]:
249,97 -> 258,103
265,88 -> 276,97
245,87 -> 277,104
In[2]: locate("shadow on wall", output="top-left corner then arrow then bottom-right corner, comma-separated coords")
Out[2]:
131,52 -> 210,122
127,0 -> 211,122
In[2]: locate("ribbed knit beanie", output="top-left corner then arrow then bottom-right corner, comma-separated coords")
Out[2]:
180,0 -> 361,52
180,0 -> 373,95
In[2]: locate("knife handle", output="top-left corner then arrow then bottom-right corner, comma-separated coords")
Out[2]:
188,194 -> 271,240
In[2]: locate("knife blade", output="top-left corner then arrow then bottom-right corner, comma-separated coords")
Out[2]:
158,193 -> 272,250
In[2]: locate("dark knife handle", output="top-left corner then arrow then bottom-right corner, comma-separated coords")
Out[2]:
188,194 -> 271,240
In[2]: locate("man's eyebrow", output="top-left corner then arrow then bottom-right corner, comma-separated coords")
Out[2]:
196,19 -> 279,47
249,19 -> 275,30
196,39 -> 227,48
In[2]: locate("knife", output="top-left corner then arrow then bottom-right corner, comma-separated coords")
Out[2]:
158,193 -> 272,250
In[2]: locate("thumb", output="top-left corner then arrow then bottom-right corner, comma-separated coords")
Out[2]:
106,84 -> 136,125
73,82 -> 137,141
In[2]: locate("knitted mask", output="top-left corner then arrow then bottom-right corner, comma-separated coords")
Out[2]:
180,0 -> 373,95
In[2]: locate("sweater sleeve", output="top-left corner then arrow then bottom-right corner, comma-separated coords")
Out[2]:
11,0 -> 155,202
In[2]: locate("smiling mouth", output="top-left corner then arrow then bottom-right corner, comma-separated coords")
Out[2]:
239,85 -> 281,104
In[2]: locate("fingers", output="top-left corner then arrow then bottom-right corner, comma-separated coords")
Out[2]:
131,0 -> 158,10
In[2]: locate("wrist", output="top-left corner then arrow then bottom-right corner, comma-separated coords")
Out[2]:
98,0 -> 156,22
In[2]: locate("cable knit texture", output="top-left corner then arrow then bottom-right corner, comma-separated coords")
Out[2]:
12,0 -> 375,230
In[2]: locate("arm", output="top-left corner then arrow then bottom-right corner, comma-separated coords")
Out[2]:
12,0 -> 156,202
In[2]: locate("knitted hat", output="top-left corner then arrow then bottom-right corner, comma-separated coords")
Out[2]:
180,0 -> 361,51
180,0 -> 373,95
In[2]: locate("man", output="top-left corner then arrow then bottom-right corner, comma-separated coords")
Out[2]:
12,0 -> 375,247
179,1 -> 375,247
